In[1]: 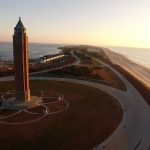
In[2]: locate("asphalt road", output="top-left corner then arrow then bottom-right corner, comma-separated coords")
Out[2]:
0,49 -> 150,150
86,50 -> 150,150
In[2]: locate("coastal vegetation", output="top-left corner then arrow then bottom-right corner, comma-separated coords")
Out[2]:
33,47 -> 126,91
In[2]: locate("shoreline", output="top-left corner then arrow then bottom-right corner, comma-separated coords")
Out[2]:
106,46 -> 150,70
104,48 -> 150,89
103,48 -> 150,106
0,43 -> 62,61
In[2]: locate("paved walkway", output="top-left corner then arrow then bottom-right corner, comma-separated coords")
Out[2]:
86,51 -> 150,150
0,50 -> 80,81
0,50 -> 150,149
0,91 -> 69,125
30,50 -> 81,75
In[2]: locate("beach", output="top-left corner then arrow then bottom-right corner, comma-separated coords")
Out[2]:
107,46 -> 150,69
104,48 -> 150,89
85,45 -> 150,106
103,48 -> 150,105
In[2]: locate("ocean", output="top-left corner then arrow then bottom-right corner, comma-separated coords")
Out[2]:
1,42 -> 150,70
107,46 -> 150,69
0,42 -> 64,61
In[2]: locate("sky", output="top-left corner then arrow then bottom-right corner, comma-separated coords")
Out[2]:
1,0 -> 150,48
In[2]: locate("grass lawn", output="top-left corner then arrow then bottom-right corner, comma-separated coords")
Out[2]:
0,80 -> 122,150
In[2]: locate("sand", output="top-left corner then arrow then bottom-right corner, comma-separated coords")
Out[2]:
103,48 -> 150,90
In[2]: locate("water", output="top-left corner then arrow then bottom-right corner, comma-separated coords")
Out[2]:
0,42 -> 64,61
1,43 -> 150,70
107,46 -> 150,69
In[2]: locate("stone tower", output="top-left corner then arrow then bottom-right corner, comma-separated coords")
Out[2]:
13,17 -> 30,102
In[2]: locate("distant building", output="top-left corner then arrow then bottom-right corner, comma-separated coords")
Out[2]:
13,17 -> 30,102
40,54 -> 65,63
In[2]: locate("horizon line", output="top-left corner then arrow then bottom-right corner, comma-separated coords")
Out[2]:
1,41 -> 150,49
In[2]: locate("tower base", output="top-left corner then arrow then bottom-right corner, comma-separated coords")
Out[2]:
0,96 -> 42,110
16,90 -> 31,103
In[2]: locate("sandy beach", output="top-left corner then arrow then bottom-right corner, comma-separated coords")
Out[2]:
86,46 -> 150,106
104,48 -> 150,90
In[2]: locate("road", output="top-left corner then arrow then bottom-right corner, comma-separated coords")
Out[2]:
0,49 -> 150,149
30,50 -> 80,75
0,50 -> 80,81
85,51 -> 150,150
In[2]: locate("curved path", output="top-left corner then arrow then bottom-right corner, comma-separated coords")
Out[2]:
0,92 -> 69,125
0,50 -> 150,149
86,51 -> 150,150
0,50 -> 80,80
30,50 -> 80,75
